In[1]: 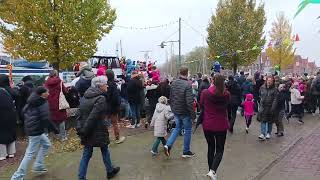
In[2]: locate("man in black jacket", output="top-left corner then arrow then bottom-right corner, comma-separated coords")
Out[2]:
77,76 -> 120,180
11,87 -> 59,180
164,66 -> 196,158
226,76 -> 242,133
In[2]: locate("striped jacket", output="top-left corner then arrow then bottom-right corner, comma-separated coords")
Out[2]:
170,76 -> 196,120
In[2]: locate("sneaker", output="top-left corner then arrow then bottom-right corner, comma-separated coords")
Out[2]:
8,154 -> 14,158
245,127 -> 249,134
206,170 -> 217,180
258,134 -> 266,141
266,133 -> 271,139
126,125 -> 135,129
277,132 -> 284,137
115,136 -> 126,144
0,157 -> 6,161
136,123 -> 141,128
182,151 -> 195,158
32,168 -> 48,173
150,150 -> 158,156
107,167 -> 120,179
298,119 -> 304,124
164,145 -> 171,157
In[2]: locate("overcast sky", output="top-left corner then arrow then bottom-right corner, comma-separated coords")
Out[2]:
97,0 -> 320,65
1,0 -> 319,65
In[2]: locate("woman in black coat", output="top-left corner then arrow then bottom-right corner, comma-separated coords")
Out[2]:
0,74 -> 17,160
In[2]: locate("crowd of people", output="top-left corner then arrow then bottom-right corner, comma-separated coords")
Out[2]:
1,61 -> 320,180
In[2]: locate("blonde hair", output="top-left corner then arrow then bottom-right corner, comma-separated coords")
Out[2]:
158,96 -> 168,104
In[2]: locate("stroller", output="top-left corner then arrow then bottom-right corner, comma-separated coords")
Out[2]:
167,116 -> 185,136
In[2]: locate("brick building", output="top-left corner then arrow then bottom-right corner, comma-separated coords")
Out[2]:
250,52 -> 318,75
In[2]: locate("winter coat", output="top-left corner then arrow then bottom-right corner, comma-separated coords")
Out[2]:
253,79 -> 264,100
19,81 -> 34,111
120,83 -> 129,100
75,77 -> 92,97
158,81 -> 170,99
150,69 -> 160,84
146,88 -> 160,109
241,80 -> 253,97
257,85 -> 278,123
45,76 -> 67,124
125,59 -> 135,79
150,103 -> 174,137
311,75 -> 320,96
23,93 -> 59,136
0,87 -> 16,144
77,87 -> 109,147
290,88 -> 304,105
127,78 -> 143,104
200,85 -> 230,132
277,90 -> 288,112
225,80 -> 242,106
237,75 -> 246,87
242,94 -> 254,116
170,76 -> 196,120
106,80 -> 121,114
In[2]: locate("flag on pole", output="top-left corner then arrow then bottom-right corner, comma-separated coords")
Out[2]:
295,34 -> 300,41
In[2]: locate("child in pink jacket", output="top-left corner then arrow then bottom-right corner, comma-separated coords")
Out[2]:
242,93 -> 255,133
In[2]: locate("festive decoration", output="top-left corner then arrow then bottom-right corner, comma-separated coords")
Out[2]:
213,61 -> 221,73
295,34 -> 300,41
114,21 -> 178,30
294,0 -> 320,18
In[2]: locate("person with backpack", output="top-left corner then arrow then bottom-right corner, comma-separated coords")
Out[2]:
11,87 -> 59,180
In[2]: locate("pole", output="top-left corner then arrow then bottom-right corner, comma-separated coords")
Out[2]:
178,17 -> 181,69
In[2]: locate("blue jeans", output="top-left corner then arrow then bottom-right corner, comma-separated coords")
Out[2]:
122,98 -> 131,118
78,145 -> 113,180
261,122 -> 273,136
58,121 -> 67,140
129,103 -> 140,126
11,134 -> 51,180
166,114 -> 192,153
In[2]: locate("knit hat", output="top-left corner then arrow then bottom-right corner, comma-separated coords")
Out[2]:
36,86 -> 48,95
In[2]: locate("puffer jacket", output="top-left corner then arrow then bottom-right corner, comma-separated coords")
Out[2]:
23,93 -> 58,136
170,76 -> 196,120
77,87 -> 109,147
0,87 -> 16,144
150,103 -> 174,137
226,80 -> 242,106
258,85 -> 278,123
127,78 -> 143,104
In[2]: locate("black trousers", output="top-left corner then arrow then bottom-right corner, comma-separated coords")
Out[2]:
204,131 -> 227,172
228,104 -> 238,131
288,104 -> 304,120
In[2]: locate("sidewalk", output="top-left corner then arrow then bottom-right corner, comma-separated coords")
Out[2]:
1,114 -> 320,180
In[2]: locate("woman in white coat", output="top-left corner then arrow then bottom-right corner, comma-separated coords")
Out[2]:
150,96 -> 174,156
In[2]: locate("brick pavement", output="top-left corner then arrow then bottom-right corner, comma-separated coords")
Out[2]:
261,122 -> 320,180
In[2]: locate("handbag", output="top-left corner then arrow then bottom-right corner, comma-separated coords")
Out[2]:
59,81 -> 70,110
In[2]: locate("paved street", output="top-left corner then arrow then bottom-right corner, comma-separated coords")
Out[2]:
1,114 -> 320,180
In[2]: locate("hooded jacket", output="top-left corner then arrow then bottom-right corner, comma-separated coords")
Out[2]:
200,85 -> 230,132
23,93 -> 58,136
77,87 -> 109,146
225,79 -> 242,106
150,103 -> 174,137
45,76 -> 67,124
258,84 -> 278,123
242,94 -> 254,116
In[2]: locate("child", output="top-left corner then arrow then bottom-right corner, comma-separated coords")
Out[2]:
287,82 -> 304,124
150,96 -> 174,156
242,93 -> 254,133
